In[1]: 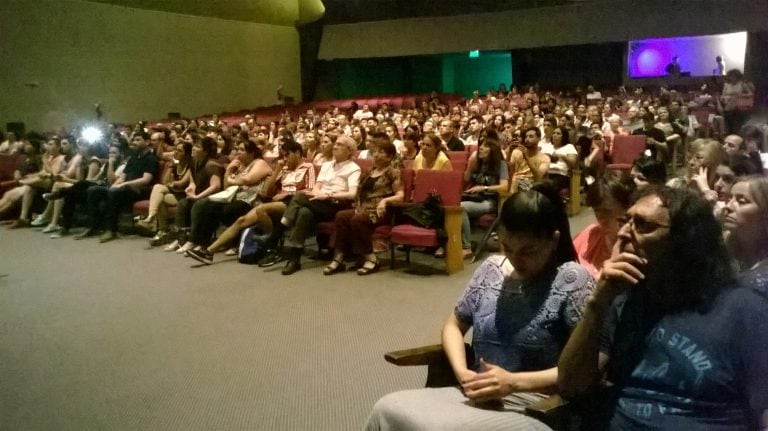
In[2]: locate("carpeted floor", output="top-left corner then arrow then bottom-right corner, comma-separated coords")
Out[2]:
0,210 -> 594,431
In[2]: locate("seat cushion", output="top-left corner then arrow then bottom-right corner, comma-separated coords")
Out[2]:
315,221 -> 335,236
132,200 -> 150,216
477,213 -> 496,228
606,163 -> 632,171
390,225 -> 439,248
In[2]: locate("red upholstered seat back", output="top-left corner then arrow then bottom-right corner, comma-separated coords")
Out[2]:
354,158 -> 373,174
610,135 -> 647,166
412,169 -> 463,205
448,151 -> 468,164
400,168 -> 414,203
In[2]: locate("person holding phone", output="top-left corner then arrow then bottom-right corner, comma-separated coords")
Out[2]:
631,112 -> 668,162
508,127 -> 550,194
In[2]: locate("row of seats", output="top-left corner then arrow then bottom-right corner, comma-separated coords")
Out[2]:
0,151 -> 470,274
130,157 -> 468,274
152,93 -> 465,128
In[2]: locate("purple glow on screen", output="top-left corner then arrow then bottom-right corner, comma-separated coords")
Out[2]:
635,48 -> 665,76
627,32 -> 747,78
629,39 -> 677,77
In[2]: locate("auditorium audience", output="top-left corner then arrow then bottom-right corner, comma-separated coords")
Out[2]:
43,144 -> 125,238
3,84 -> 767,287
0,138 -> 42,218
39,139 -> 102,234
186,138 -> 314,266
77,131 -> 159,243
8,136 -> 66,228
175,139 -> 269,253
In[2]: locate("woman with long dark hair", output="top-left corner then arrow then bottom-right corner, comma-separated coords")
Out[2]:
546,125 -> 579,192
157,137 -> 223,248
136,141 -> 192,233
176,139 -> 270,254
458,137 -> 508,258
366,183 -> 594,430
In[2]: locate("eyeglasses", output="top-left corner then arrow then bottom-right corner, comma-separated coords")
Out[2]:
617,215 -> 670,234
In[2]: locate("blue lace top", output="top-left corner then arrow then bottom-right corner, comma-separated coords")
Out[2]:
455,255 -> 595,372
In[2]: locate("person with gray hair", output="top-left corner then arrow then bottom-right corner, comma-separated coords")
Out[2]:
279,135 -> 361,275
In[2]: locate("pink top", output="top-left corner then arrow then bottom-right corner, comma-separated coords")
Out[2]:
572,223 -> 612,280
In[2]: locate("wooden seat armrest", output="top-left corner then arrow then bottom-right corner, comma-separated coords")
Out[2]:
524,394 -> 570,428
384,344 -> 444,366
525,394 -> 567,415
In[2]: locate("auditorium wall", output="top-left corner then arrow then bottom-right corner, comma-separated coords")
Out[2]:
0,0 -> 301,131
319,0 -> 768,60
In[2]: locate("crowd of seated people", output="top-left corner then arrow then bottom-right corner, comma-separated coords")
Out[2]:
0,81 -> 765,250
1,79 -> 768,429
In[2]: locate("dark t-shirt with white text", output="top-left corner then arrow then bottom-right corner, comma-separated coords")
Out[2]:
599,287 -> 768,430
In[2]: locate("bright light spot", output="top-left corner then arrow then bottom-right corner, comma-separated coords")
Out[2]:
717,31 -> 747,68
636,49 -> 662,76
81,127 -> 103,144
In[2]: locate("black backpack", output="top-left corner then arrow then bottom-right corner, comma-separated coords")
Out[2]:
237,227 -> 270,264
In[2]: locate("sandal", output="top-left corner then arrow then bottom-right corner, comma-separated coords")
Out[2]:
323,259 -> 347,276
357,258 -> 380,276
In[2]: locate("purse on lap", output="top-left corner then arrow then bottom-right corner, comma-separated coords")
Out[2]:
209,185 -> 239,203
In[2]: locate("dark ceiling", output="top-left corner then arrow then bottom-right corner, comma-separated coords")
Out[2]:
86,0 -> 581,26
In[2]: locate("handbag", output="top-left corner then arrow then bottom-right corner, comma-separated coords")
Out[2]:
209,185 -> 239,203
461,192 -> 487,203
401,192 -> 443,229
